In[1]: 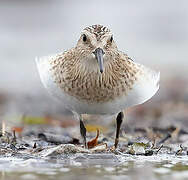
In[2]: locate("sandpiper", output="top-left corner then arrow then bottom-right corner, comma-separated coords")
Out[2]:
36,24 -> 160,148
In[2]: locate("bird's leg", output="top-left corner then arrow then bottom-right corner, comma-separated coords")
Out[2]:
114,111 -> 124,148
79,115 -> 87,148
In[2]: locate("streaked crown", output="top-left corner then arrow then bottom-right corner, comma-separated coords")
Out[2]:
83,25 -> 111,40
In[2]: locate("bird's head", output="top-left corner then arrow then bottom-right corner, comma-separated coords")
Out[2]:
76,25 -> 118,73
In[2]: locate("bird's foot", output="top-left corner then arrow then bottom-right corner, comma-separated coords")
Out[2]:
114,138 -> 119,149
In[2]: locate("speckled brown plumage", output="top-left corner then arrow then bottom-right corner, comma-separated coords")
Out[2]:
36,24 -> 159,149
84,25 -> 110,40
49,49 -> 142,103
36,24 -> 159,111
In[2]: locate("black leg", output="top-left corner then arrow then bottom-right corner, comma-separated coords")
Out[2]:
80,117 -> 87,148
114,111 -> 124,148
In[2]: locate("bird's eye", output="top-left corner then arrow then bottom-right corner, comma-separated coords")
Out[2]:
110,36 -> 113,42
83,34 -> 87,42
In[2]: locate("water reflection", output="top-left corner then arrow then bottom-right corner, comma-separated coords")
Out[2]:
1,154 -> 188,179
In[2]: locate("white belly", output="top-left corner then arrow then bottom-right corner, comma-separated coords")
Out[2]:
43,74 -> 125,115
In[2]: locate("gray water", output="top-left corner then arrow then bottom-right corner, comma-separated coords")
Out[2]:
1,154 -> 188,180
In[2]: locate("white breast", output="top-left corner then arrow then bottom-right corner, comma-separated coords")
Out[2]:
36,56 -> 160,115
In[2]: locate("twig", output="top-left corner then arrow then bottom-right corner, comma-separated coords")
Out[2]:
176,144 -> 184,155
12,130 -> 17,143
156,145 -> 163,154
2,120 -> 5,136
151,138 -> 156,149
33,142 -> 37,149
158,133 -> 171,145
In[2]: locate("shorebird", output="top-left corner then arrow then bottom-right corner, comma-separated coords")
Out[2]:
36,25 -> 160,148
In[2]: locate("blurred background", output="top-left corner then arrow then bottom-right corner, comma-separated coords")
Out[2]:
0,0 -> 188,130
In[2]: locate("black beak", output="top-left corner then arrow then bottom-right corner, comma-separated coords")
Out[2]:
93,48 -> 105,73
